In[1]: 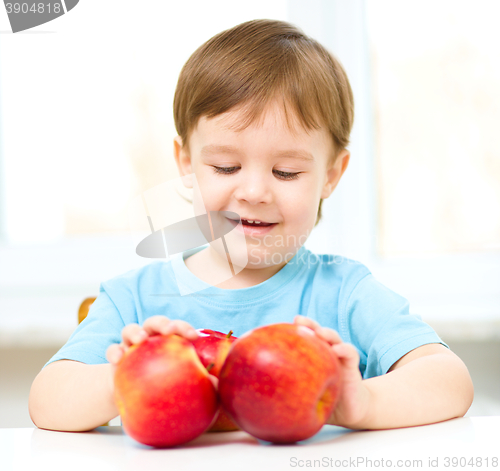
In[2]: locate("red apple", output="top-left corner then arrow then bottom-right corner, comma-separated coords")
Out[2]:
113,334 -> 218,447
192,329 -> 239,432
218,323 -> 342,443
192,329 -> 237,377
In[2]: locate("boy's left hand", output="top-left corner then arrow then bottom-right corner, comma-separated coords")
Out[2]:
293,315 -> 372,429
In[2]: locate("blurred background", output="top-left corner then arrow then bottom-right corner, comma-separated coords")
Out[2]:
0,0 -> 499,427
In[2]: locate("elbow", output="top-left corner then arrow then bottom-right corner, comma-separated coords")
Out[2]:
454,359 -> 475,418
28,370 -> 99,433
434,351 -> 475,420
28,377 -> 43,429
461,372 -> 474,417
28,371 -> 61,431
29,373 -> 51,430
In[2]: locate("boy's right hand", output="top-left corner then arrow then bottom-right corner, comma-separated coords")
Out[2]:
106,316 -> 200,366
105,316 -> 201,385
105,317 -> 219,395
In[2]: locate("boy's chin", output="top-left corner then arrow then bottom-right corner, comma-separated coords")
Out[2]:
208,244 -> 298,270
243,247 -> 297,269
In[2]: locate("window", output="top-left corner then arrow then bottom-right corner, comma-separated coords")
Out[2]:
289,0 -> 500,337
0,1 -> 288,243
367,0 -> 500,256
0,1 -> 288,347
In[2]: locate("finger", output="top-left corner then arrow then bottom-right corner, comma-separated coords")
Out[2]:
157,320 -> 199,340
293,315 -> 321,331
121,324 -> 148,348
332,343 -> 360,369
294,316 -> 341,345
142,315 -> 171,335
142,316 -> 198,340
315,326 -> 343,345
106,343 -> 125,364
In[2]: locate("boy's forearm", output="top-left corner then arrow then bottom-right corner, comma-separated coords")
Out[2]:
29,360 -> 119,432
346,353 -> 474,430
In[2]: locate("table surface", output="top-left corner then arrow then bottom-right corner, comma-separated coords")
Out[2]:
1,416 -> 499,471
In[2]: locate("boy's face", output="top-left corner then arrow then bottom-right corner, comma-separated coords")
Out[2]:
174,101 -> 349,270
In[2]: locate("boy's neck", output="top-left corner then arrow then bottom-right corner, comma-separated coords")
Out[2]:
184,245 -> 288,290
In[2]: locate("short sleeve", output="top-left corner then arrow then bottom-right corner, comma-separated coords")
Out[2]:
42,285 -> 126,369
341,274 -> 449,379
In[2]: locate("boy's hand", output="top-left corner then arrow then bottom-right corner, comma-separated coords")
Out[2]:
105,317 -> 219,390
293,315 -> 372,429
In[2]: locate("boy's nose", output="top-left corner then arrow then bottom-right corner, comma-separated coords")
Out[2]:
233,173 -> 273,205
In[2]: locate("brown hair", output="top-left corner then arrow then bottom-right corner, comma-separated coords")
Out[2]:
173,19 -> 354,226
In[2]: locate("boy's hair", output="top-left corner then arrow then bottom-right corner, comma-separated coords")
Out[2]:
173,19 -> 354,226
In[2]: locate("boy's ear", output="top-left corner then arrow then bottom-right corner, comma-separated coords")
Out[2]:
321,149 -> 350,199
174,136 -> 194,189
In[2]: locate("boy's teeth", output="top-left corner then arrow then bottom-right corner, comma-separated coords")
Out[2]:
240,218 -> 274,226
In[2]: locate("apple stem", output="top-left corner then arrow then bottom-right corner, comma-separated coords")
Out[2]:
226,330 -> 233,338
206,362 -> 215,372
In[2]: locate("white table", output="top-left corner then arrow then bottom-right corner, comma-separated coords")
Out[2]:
1,417 -> 499,471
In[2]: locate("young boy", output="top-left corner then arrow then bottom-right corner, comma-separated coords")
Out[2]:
29,19 -> 473,433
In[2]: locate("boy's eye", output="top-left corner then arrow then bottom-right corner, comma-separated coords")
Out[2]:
211,166 -> 300,181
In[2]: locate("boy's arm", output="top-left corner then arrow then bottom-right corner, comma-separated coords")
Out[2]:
29,316 -> 202,432
357,343 -> 474,429
29,360 -> 118,432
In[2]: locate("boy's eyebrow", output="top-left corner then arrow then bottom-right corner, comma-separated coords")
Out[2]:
200,144 -> 314,161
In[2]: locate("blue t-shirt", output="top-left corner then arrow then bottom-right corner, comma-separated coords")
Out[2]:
43,244 -> 448,378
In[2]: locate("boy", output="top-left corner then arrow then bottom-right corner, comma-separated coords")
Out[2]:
29,19 -> 473,432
